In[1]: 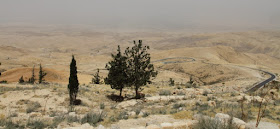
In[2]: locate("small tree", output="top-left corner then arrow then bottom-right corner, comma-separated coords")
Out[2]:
19,76 -> 25,83
39,64 -> 47,84
68,55 -> 79,105
105,45 -> 128,97
125,40 -> 157,99
92,69 -> 101,84
28,65 -> 35,84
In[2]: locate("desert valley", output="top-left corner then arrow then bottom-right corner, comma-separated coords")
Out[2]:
0,25 -> 279,129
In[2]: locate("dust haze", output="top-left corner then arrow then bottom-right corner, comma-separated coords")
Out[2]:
1,0 -> 280,31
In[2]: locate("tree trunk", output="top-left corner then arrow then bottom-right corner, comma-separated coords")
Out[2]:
119,88 -> 123,97
135,87 -> 140,99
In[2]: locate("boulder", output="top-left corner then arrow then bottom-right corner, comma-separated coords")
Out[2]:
146,124 -> 161,129
161,123 -> 173,129
215,113 -> 246,128
80,123 -> 94,129
97,125 -> 106,129
173,122 -> 188,129
68,112 -> 76,117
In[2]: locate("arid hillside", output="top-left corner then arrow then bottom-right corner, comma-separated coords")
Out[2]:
0,26 -> 280,88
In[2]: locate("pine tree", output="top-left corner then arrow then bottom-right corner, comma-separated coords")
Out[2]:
68,55 -> 79,105
19,76 -> 25,83
125,40 -> 157,99
105,45 -> 128,97
39,64 -> 47,84
28,65 -> 35,84
92,69 -> 101,84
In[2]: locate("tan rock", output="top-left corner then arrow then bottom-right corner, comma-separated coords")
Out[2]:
146,124 -> 161,129
173,122 -> 187,129
161,122 -> 173,129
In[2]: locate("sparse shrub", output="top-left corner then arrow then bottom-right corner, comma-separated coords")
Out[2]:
135,108 -> 141,116
5,120 -> 24,129
159,90 -> 171,96
67,116 -> 80,123
27,119 -> 47,129
109,116 -> 116,122
193,116 -> 235,129
185,83 -> 193,88
8,112 -> 18,117
173,103 -> 185,109
26,101 -> 41,113
117,111 -> 129,120
177,91 -> 185,96
92,69 -> 101,84
81,112 -> 103,126
100,103 -> 105,109
159,109 -> 167,114
142,112 -> 149,118
169,78 -> 175,86
0,80 -> 7,84
50,116 -> 65,128
202,90 -> 209,96
170,109 -> 178,114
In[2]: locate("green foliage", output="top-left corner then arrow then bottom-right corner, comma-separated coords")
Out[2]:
38,64 -> 47,84
68,55 -> 79,105
18,76 -> 25,84
169,78 -> 175,86
92,69 -> 101,84
105,45 -> 128,97
125,40 -> 157,98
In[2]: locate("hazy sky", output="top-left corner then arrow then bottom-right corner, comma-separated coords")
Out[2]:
0,0 -> 280,30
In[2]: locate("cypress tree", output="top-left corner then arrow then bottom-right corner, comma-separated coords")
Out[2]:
125,40 -> 157,99
68,55 -> 79,105
105,45 -> 128,97
28,65 -> 35,84
39,64 -> 47,84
